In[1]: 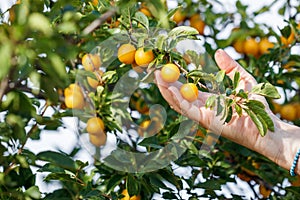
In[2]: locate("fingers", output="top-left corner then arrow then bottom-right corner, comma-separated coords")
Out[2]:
155,71 -> 182,112
168,85 -> 217,128
154,70 -> 214,123
214,49 -> 257,87
154,70 -> 210,105
168,86 -> 203,122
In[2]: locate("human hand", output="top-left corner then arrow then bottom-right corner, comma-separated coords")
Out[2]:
155,49 -> 278,150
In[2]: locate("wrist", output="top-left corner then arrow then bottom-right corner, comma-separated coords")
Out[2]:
256,115 -> 300,175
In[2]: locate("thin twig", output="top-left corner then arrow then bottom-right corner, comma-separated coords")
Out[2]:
0,77 -> 9,102
173,61 -> 208,90
83,8 -> 117,35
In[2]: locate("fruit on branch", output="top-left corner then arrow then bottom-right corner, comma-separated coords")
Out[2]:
135,48 -> 155,67
243,37 -> 259,57
258,38 -> 274,55
121,189 -> 141,200
172,9 -> 186,24
180,83 -> 199,102
64,84 -> 84,109
118,44 -> 137,65
82,53 -> 101,71
86,117 -> 105,135
89,133 -> 107,147
161,63 -> 180,83
87,70 -> 103,88
189,14 -> 205,35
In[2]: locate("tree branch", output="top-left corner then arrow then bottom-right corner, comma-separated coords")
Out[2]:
83,8 -> 117,35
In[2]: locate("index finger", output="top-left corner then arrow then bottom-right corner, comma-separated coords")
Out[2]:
214,49 -> 257,87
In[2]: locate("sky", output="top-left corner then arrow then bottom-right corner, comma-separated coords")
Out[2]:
0,0 -> 298,199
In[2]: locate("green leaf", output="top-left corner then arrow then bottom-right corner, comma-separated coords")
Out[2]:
236,1 -> 247,18
225,106 -> 233,123
246,99 -> 265,109
233,71 -> 240,89
253,5 -> 270,16
235,104 -> 242,116
3,114 -> 28,142
251,83 -> 281,99
44,172 -> 83,185
149,174 -> 168,190
28,13 -> 53,36
145,0 -> 169,28
155,34 -> 167,51
216,96 -> 223,116
49,53 -> 68,83
280,25 -> 292,39
278,5 -> 286,15
175,152 -> 203,166
25,186 -> 41,199
185,50 -> 201,68
40,76 -> 59,103
133,11 -> 149,29
138,136 -> 163,149
244,108 -> 266,136
43,189 -> 72,200
158,169 -> 182,188
38,163 -> 65,173
37,116 -> 62,130
245,100 -> 274,132
162,192 -> 177,199
0,42 -> 12,81
168,26 -> 199,38
236,89 -> 248,99
205,95 -> 216,108
81,189 -> 104,199
285,186 -> 300,197
127,174 -> 139,197
102,71 -> 117,82
29,71 -> 41,95
196,179 -> 222,190
167,7 -> 179,19
37,151 -> 76,171
215,70 -> 225,83
187,70 -> 218,90
256,114 -> 268,136
57,21 -> 77,34
106,174 -> 124,193
16,155 -> 29,168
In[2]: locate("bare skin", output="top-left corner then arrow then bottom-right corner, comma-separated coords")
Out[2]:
155,49 -> 300,175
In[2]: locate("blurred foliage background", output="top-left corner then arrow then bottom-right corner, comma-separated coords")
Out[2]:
0,0 -> 300,199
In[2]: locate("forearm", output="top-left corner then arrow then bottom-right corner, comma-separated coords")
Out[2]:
256,115 -> 300,175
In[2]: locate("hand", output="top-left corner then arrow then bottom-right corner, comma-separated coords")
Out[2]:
155,49 -> 300,174
155,49 -> 272,148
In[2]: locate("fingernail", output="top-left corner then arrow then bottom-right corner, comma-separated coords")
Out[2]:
215,49 -> 223,59
215,49 -> 223,55
215,49 -> 223,63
